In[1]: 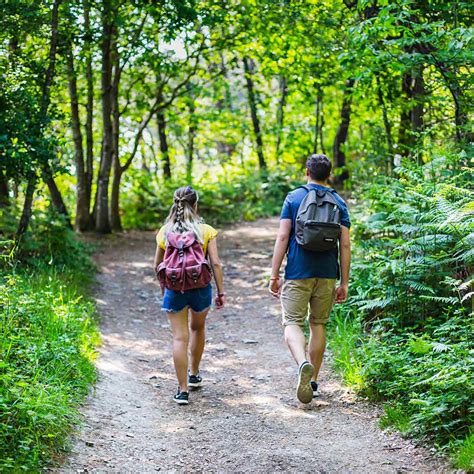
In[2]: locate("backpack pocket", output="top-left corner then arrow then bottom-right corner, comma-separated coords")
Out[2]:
157,264 -> 184,290
300,221 -> 341,252
184,262 -> 212,290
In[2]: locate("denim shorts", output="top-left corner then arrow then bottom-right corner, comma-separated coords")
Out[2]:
162,284 -> 212,313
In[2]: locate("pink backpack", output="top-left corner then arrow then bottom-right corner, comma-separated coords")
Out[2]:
156,231 -> 212,293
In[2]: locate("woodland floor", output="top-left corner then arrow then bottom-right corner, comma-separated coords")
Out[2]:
56,218 -> 450,473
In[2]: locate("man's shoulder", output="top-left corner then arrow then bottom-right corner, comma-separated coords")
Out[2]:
330,190 -> 349,209
286,186 -> 307,201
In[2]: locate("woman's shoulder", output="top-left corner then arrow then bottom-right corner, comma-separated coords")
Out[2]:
200,223 -> 218,239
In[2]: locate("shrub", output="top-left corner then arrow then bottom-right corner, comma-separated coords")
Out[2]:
328,154 -> 473,467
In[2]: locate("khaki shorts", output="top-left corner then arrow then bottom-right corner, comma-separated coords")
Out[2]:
281,278 -> 336,327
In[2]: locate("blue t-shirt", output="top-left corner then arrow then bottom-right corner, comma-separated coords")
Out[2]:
280,184 -> 351,280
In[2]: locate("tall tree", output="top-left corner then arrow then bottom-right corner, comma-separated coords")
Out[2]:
95,0 -> 114,233
275,76 -> 288,162
332,78 -> 355,184
243,57 -> 266,170
16,0 -> 67,238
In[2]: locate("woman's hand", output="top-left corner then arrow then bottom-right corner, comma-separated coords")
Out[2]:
215,293 -> 226,309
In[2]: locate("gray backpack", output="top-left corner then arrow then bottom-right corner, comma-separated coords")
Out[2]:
295,185 -> 342,252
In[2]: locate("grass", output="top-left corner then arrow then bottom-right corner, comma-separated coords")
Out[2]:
327,310 -> 365,390
453,432 -> 474,472
327,307 -> 473,471
0,261 -> 100,471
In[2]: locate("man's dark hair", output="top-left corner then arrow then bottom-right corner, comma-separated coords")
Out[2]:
306,154 -> 332,181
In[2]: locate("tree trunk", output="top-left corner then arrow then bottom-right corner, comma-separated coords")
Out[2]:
156,90 -> 171,180
95,0 -> 114,233
186,94 -> 196,181
376,76 -> 394,174
275,76 -> 288,162
0,170 -> 9,207
110,38 -> 122,232
110,159 -> 122,232
43,165 -> 71,227
313,86 -> 324,154
243,57 -> 266,170
84,0 -> 94,228
67,50 -> 89,231
411,71 -> 424,135
398,67 -> 425,160
398,72 -> 412,154
40,0 -> 71,227
16,177 -> 36,239
319,88 -> 325,154
332,78 -> 355,184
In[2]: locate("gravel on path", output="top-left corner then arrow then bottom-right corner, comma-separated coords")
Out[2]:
58,218 -> 449,473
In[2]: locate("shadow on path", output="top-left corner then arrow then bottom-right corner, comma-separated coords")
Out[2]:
58,218 -> 449,473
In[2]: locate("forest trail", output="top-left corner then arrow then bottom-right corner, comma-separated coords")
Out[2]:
59,218 -> 448,473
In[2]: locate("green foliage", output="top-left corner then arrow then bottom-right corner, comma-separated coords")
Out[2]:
328,157 -> 473,467
121,165 -> 302,229
453,431 -> 474,471
0,223 -> 99,470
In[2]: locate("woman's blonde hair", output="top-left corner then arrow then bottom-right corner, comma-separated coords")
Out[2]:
162,186 -> 203,243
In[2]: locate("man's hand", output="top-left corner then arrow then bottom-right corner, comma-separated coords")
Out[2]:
335,284 -> 349,304
269,277 -> 282,298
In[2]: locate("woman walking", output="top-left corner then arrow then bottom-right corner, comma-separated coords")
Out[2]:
154,186 -> 225,405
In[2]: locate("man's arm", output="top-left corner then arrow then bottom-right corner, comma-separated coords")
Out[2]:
335,225 -> 351,303
269,219 -> 292,297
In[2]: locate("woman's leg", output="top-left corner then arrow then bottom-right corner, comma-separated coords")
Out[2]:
168,307 -> 189,392
189,308 -> 209,375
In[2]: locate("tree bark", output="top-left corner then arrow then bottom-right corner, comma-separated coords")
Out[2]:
84,0 -> 94,228
275,76 -> 288,162
67,50 -> 89,231
243,57 -> 266,170
95,0 -> 114,233
186,92 -> 197,181
110,38 -> 122,232
16,177 -> 36,238
313,86 -> 324,154
0,170 -> 9,207
376,76 -> 394,174
398,72 -> 412,154
157,108 -> 171,180
332,78 -> 355,184
398,67 -> 425,160
39,0 -> 72,227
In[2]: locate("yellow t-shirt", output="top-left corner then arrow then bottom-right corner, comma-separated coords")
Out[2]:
156,223 -> 218,254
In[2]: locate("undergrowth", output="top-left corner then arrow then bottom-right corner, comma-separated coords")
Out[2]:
121,165 -> 302,229
0,210 -> 100,471
328,155 -> 473,471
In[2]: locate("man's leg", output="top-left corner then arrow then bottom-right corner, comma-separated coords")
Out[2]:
281,279 -> 315,403
308,323 -> 326,382
284,324 -> 308,366
308,278 -> 336,386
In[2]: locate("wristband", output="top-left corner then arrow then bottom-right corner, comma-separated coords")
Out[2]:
217,293 -> 226,297
269,276 -> 280,281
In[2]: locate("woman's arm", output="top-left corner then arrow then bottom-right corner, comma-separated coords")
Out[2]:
207,238 -> 225,307
154,244 -> 165,270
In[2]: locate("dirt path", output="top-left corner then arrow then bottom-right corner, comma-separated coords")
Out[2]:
60,218 -> 448,473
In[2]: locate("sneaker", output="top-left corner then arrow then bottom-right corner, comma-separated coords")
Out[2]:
296,361 -> 315,404
188,372 -> 202,389
311,381 -> 319,398
173,389 -> 189,405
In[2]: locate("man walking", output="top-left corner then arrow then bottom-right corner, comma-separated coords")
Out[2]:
269,154 -> 351,403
